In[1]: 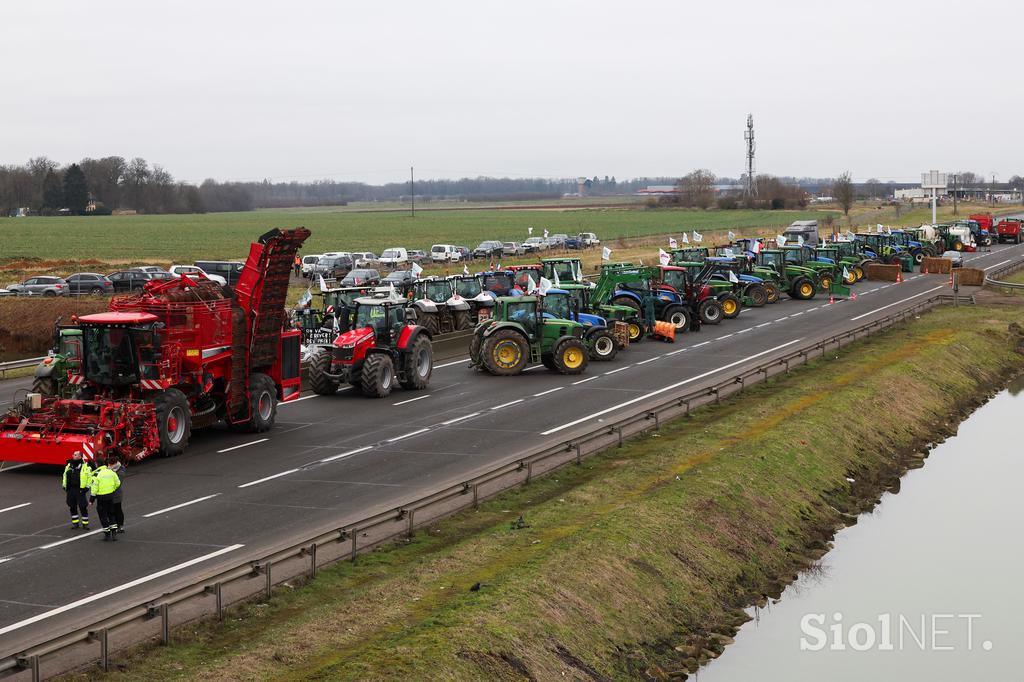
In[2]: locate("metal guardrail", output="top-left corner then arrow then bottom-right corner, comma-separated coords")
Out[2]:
985,257 -> 1024,289
0,292 -> 969,680
0,358 -> 44,380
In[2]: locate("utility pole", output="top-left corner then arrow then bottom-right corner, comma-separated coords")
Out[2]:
410,166 -> 415,218
743,114 -> 756,200
952,174 -> 958,216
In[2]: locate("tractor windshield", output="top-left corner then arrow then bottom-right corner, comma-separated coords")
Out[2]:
783,249 -> 802,264
58,332 -> 83,373
483,273 -> 514,295
543,293 -> 572,320
355,304 -> 388,334
760,252 -> 781,269
421,280 -> 451,303
82,325 -> 143,386
542,260 -> 578,283
660,269 -> 687,291
453,277 -> 481,297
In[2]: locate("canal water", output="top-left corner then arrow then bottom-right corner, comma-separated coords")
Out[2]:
698,377 -> 1024,681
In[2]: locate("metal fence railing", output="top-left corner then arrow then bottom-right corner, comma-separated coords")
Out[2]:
0,358 -> 44,381
0,292 -> 969,681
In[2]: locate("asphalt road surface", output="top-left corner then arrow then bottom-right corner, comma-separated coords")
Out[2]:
1,241 -> 1022,657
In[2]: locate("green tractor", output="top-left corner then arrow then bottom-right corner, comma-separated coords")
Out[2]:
540,257 -> 585,285
813,245 -> 859,286
781,246 -> 844,291
540,287 -> 627,361
469,296 -> 590,376
32,322 -> 83,398
754,249 -> 821,300
825,240 -> 874,282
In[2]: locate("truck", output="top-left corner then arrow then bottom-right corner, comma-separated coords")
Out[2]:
783,220 -> 819,247
0,228 -> 310,465
996,218 -> 1023,244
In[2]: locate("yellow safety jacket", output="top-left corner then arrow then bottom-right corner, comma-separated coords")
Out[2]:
62,461 -> 93,491
89,466 -> 121,497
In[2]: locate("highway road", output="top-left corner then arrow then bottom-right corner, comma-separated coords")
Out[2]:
1,241 -> 1022,658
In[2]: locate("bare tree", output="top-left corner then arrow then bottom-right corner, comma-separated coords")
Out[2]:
833,172 -> 854,218
676,169 -> 716,208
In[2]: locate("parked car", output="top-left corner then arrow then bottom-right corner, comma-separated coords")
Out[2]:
431,244 -> 460,262
408,250 -> 428,263
315,255 -> 354,280
131,266 -> 166,274
194,261 -> 245,285
107,270 -> 156,292
381,269 -> 418,294
455,246 -> 472,261
340,268 -> 381,287
128,267 -> 174,281
168,265 -> 227,285
579,232 -> 600,247
502,241 -> 525,257
66,273 -> 114,295
523,237 -> 549,253
6,276 -> 68,297
548,233 -> 569,248
942,250 -> 964,268
379,247 -> 409,267
564,235 -> 582,250
473,240 -> 504,259
301,254 -> 323,276
352,252 -> 378,268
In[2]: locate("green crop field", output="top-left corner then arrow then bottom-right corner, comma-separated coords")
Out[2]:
0,206 -> 833,264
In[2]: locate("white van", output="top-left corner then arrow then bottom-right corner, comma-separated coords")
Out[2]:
300,254 -> 323,276
378,247 -> 409,267
430,244 -> 460,262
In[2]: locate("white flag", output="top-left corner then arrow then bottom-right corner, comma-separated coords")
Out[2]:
681,233 -> 689,244
727,230 -> 735,241
543,228 -> 549,239
846,230 -> 855,241
668,236 -> 678,249
692,230 -> 703,243
776,235 -> 787,246
539,276 -> 553,294
822,236 -> 828,245
463,264 -> 470,276
724,248 -> 735,258
728,270 -> 739,284
526,274 -> 538,293
877,223 -> 884,233
658,248 -> 670,265
318,274 -> 330,292
528,226 -> 533,235
601,246 -> 611,261
886,226 -> 892,234
553,267 -> 560,287
410,261 -> 423,276
752,239 -> 761,254
842,266 -> 850,280
797,234 -> 804,246
297,288 -> 312,307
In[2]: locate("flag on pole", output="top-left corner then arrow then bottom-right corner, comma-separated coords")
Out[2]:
318,274 -> 330,292
727,230 -> 735,241
496,262 -> 502,270
658,248 -> 670,265
776,235 -> 787,246
411,261 -> 423,277
297,288 -> 312,307
526,274 -> 538,293
886,226 -> 892,234
797,234 -> 804,246
728,270 -> 739,284
528,226 -> 533,235
752,239 -> 761,254
681,233 -> 689,244
842,266 -> 850,281
692,230 -> 703,243
877,224 -> 884,233
723,247 -> 735,258
601,246 -> 612,261
669,236 -> 678,249
463,264 -> 469,276
539,276 -> 553,294
543,228 -> 549,239
553,267 -> 560,288
846,230 -> 855,241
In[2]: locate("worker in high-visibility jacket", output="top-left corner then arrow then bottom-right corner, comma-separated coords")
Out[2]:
61,451 -> 93,529
89,459 -> 122,541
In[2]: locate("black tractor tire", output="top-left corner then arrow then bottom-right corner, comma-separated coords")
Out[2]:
418,311 -> 440,336
452,309 -> 472,331
360,353 -> 395,398
763,282 -> 781,303
154,387 -> 191,456
232,373 -> 277,432
698,298 -> 723,325
400,335 -> 433,390
308,349 -> 340,395
662,305 -> 691,333
541,354 -> 557,371
609,296 -> 641,314
469,331 -> 483,368
587,328 -> 618,361
791,277 -> 816,300
718,293 -> 741,319
1017,234 -> 1022,245
912,250 -> 925,265
745,284 -> 768,307
31,376 -> 56,398
551,337 -> 588,375
481,329 -> 528,376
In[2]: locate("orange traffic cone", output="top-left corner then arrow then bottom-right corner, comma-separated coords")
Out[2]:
828,294 -> 835,304
895,270 -> 902,284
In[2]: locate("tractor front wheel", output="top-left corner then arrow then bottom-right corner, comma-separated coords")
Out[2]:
552,338 -> 588,375
400,336 -> 433,390
626,320 -> 644,343
792,277 -> 815,300
745,284 -> 768,307
154,388 -> 191,456
719,293 -> 741,319
842,268 -> 857,285
763,282 -> 781,303
587,329 -> 618,361
360,353 -> 395,398
953,240 -> 964,252
662,305 -> 691,333
698,299 -> 723,325
308,349 -> 340,395
853,265 -> 865,281
482,330 -> 528,375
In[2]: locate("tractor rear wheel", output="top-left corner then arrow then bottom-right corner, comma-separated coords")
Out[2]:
842,268 -> 857,285
482,329 -> 528,375
360,353 -> 395,398
552,338 -> 588,375
400,335 -> 433,390
719,293 -> 741,319
452,310 -> 472,331
662,305 -> 691,333
853,265 -> 865,281
418,311 -> 439,335
154,388 -> 191,456
698,299 -> 723,325
31,377 -> 55,398
308,349 -> 340,395
609,296 -> 641,314
587,328 -> 618,361
745,284 -> 768,307
763,282 -> 781,303
791,277 -> 815,300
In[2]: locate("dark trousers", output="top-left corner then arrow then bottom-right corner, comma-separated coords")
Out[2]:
66,488 -> 89,525
96,495 -> 117,530
112,502 -> 124,529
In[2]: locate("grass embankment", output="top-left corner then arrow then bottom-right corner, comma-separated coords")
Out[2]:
74,304 -> 1024,681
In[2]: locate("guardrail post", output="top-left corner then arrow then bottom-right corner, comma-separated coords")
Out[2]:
574,443 -> 581,465
28,655 -> 40,682
350,530 -> 358,560
309,543 -> 317,578
616,426 -> 623,447
160,603 -> 170,645
98,628 -> 109,672
472,483 -> 479,507
526,460 -> 533,483
406,509 -> 416,538
266,560 -> 273,599
713,387 -> 721,404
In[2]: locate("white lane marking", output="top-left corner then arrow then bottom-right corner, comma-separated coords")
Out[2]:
433,359 -> 468,369
319,445 -> 373,463
387,428 -> 430,442
218,438 -> 269,454
541,338 -> 803,435
755,322 -> 772,328
38,530 -> 104,549
573,376 -> 599,385
0,502 -> 31,515
666,347 -> 689,355
776,316 -> 789,321
717,333 -> 734,340
736,328 -> 751,334
393,394 -> 431,406
491,398 -> 524,410
985,258 -> 1013,271
0,463 -> 33,472
0,545 -> 245,636
865,288 -> 879,293
604,366 -> 630,375
238,469 -> 299,488
279,394 -> 319,406
440,412 -> 482,426
790,311 -> 804,317
849,286 -> 945,321
807,306 -> 820,311
143,494 -> 221,518
692,341 -> 711,348
636,356 -> 660,365
533,387 -> 564,397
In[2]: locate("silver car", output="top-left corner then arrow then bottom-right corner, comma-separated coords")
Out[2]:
502,242 -> 524,257
7,276 -> 69,296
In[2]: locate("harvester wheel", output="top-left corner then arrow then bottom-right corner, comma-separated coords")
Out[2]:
792,278 -> 815,300
698,299 -> 723,325
662,305 -> 691,333
719,293 -> 741,319
400,335 -> 433,390
308,349 -> 340,395
243,373 -> 277,432
31,377 -> 55,398
763,282 -> 781,303
452,310 -> 472,331
154,388 -> 191,456
552,338 -> 588,375
360,353 -> 395,398
482,330 -> 528,375
587,329 -> 618,361
745,284 -> 768,307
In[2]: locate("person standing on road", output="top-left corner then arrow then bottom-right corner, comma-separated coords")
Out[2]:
89,459 -> 122,541
61,451 -> 93,529
108,457 -> 126,534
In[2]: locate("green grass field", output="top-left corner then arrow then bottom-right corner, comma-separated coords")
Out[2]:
0,206 -> 831,263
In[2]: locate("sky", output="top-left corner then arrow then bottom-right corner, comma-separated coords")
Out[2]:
2,0 -> 1021,185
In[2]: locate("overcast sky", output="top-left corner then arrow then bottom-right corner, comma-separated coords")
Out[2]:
3,1 -> 1021,185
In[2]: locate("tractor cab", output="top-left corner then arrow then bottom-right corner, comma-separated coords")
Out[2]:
480,271 -> 522,298
447,274 -> 495,320
414,277 -> 454,304
33,325 -> 84,398
541,258 -> 583,284
506,265 -> 542,293
670,247 -> 709,264
78,312 -> 162,389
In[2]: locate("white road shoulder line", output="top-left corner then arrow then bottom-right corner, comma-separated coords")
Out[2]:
39,530 -> 105,550
0,544 -> 245,636
440,412 -> 481,426
393,394 -> 431,406
433,359 -> 468,369
491,398 -> 524,410
692,341 -> 711,348
849,286 -> 944,322
0,502 -> 32,514
533,387 -> 564,397
238,469 -> 299,488
143,494 -> 221,518
604,366 -> 630,375
985,258 -> 1013,271
320,445 -> 373,463
387,428 -> 430,442
636,357 -> 660,365
218,438 -> 268,454
572,376 -> 599,385
279,394 -> 319,406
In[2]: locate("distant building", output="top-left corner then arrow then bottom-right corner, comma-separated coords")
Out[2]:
635,185 -> 679,196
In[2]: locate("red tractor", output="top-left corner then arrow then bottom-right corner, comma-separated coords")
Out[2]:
0,228 -> 309,465
307,289 -> 433,398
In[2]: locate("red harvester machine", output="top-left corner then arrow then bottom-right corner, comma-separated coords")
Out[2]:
0,228 -> 310,465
